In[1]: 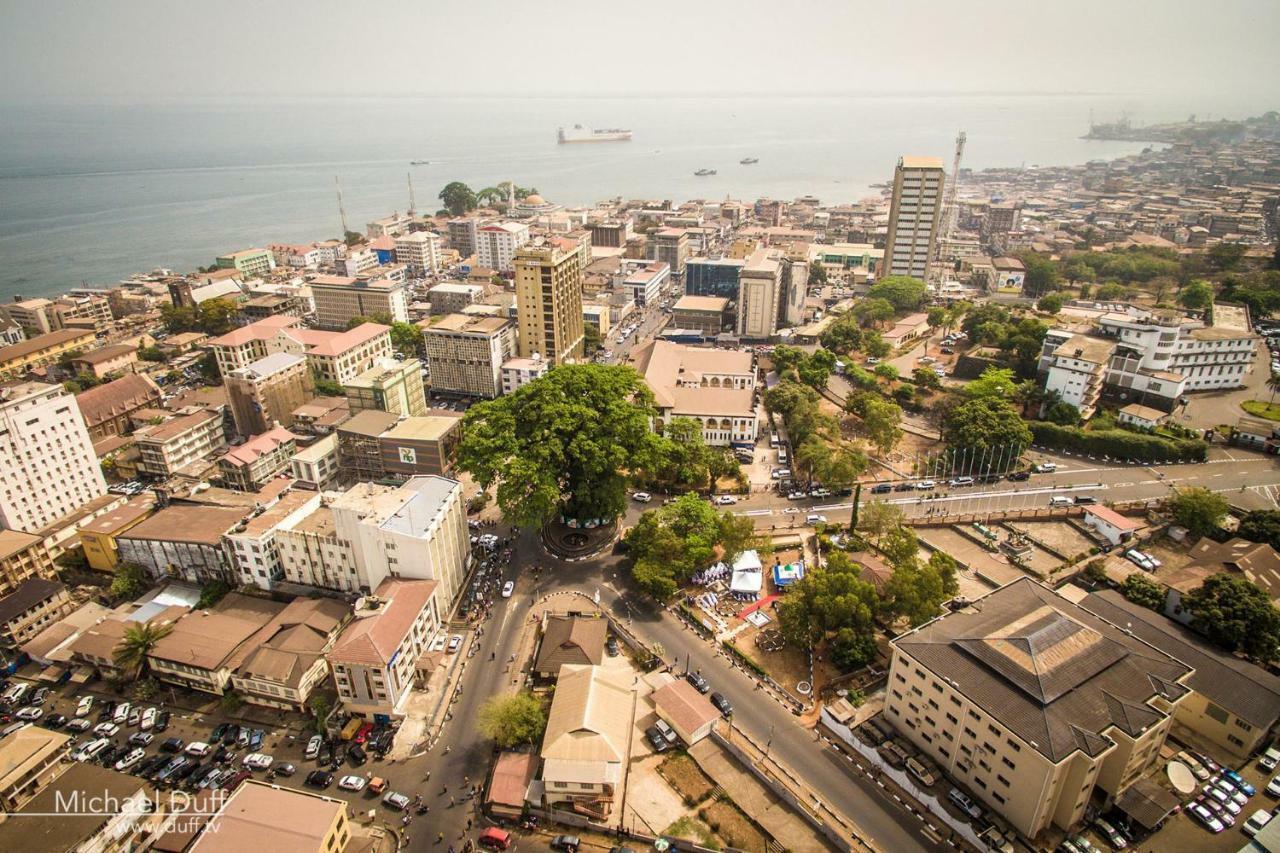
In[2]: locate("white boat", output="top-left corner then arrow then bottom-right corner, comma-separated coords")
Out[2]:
558,124 -> 633,143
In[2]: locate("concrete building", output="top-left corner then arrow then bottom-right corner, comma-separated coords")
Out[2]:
1080,506 -> 1145,548
533,615 -> 605,677
0,329 -> 96,380
134,409 -> 227,478
423,314 -> 515,398
653,678 -> 720,745
736,250 -> 782,340
500,354 -> 549,395
0,382 -> 107,532
514,244 -> 585,365
0,531 -> 56,598
208,316 -> 393,385
883,156 -> 946,279
427,282 -> 484,315
2,298 -> 55,335
329,475 -> 469,602
0,761 -> 161,852
217,428 -> 298,491
394,231 -> 441,276
223,490 -> 322,590
0,578 -> 72,648
886,578 -> 1192,839
588,219 -> 629,249
226,352 -> 314,436
190,779 -> 351,853
67,343 -> 137,379
652,228 -> 690,282
329,578 -> 441,718
778,256 -> 809,327
684,256 -> 745,300
344,357 -> 427,417
672,295 -> 730,335
476,222 -> 530,274
228,597 -> 350,710
1040,334 -> 1117,419
448,217 -> 480,259
78,496 -> 156,572
629,340 -> 757,447
0,725 -> 73,813
289,433 -> 340,490
310,276 -> 408,330
540,664 -> 633,816
216,247 -> 276,277
74,373 -> 163,441
115,504 -> 244,583
622,261 -> 670,307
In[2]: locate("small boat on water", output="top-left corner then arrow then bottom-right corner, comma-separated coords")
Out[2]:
410,160 -> 430,165
740,157 -> 758,165
694,168 -> 717,176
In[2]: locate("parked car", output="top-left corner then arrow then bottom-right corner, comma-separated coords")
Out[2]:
551,836 -> 581,851
15,707 -> 43,721
1093,818 -> 1127,849
305,770 -> 334,789
1223,769 -> 1257,797
29,687 -> 49,705
72,738 -> 111,762
348,744 -> 367,766
1073,495 -> 1097,505
43,713 -> 67,729
272,762 -> 297,777
112,702 -> 131,725
211,723 -> 229,742
948,788 -> 982,820
906,757 -> 936,787
140,707 -> 158,731
115,748 -> 146,771
1033,462 -> 1058,473
806,513 -> 827,525
914,480 -> 936,490
684,671 -> 710,693
714,495 -> 737,505
631,492 -> 652,503
338,775 -> 367,792
1177,751 -> 1211,780
478,828 -> 513,850
186,741 -> 212,757
93,721 -> 119,736
305,735 -> 322,760
155,710 -> 170,732
502,581 -> 514,598
447,635 -> 463,653
65,718 -> 92,732
242,753 -> 273,771
710,692 -> 733,717
128,732 -> 154,747
160,737 -> 184,753
1188,801 -> 1225,832
75,696 -> 94,717
382,791 -> 411,811
1246,809 -> 1274,837
948,476 -> 974,488
1007,471 -> 1031,481
1261,747 -> 1280,772
871,483 -> 892,494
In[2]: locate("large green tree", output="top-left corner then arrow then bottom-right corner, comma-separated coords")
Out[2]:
776,551 -> 878,653
1168,487 -> 1229,538
625,495 -> 765,599
458,364 -> 660,526
438,181 -> 477,216
1121,573 -> 1166,610
1240,510 -> 1280,549
478,692 -> 547,747
943,396 -> 1033,454
867,276 -> 929,313
881,551 -> 959,626
1185,573 -> 1280,661
1178,279 -> 1215,310
859,397 -> 903,455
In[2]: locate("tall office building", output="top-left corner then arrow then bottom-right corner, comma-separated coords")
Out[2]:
883,156 -> 946,280
423,315 -> 516,398
735,250 -> 782,340
0,383 -> 107,531
310,275 -> 409,330
514,244 -> 585,365
226,352 -> 315,436
344,357 -> 428,416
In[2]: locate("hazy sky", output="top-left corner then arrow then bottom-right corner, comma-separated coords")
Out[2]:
1,0 -> 1278,100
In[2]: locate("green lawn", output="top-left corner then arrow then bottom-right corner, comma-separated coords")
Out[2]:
1241,400 -> 1280,421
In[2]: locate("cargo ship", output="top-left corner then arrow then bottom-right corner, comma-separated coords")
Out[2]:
694,168 -> 717,176
740,157 -> 758,165
557,124 -> 633,143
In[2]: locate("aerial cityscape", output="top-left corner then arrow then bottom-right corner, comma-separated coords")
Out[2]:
1,3 -> 1280,853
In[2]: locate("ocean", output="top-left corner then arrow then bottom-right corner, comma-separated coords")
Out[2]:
0,92 -> 1272,300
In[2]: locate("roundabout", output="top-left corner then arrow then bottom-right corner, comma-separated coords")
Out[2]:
541,516 -> 620,560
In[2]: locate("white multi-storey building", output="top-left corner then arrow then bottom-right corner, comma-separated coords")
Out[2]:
883,156 -> 945,279
476,222 -> 530,274
628,340 -> 758,447
394,232 -> 442,276
1040,306 -> 1258,417
736,250 -> 781,340
621,261 -> 670,307
0,383 -> 107,531
500,354 -> 549,395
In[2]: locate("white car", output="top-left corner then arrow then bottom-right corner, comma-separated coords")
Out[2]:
305,735 -> 322,760
185,741 -> 212,757
806,514 -> 827,525
72,738 -> 110,762
782,507 -> 801,514
1032,462 -> 1058,473
115,748 -> 146,771
15,707 -> 42,721
865,357 -> 880,365
714,495 -> 737,505
914,480 -> 936,490
1245,809 -> 1274,838
112,702 -> 131,725
447,635 -> 463,653
75,696 -> 94,717
1260,747 -> 1280,772
502,581 -> 514,598
338,775 -> 368,792
631,492 -> 652,503
242,753 -> 273,770
140,707 -> 158,731
65,718 -> 92,732
93,721 -> 119,737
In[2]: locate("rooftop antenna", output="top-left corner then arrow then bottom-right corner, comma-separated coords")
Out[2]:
335,176 -> 349,235
407,172 -> 417,216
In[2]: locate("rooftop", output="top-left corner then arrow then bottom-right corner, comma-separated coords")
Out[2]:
71,343 -> 136,364
134,408 -> 220,443
894,577 -> 1191,762
426,313 -> 512,335
190,780 -> 348,853
901,156 -> 945,170
0,577 -> 66,625
0,761 -> 140,853
382,414 -> 462,443
220,427 -> 298,467
0,328 -> 95,362
119,504 -> 246,546
232,351 -> 306,379
673,295 -> 730,313
0,529 -> 43,562
1053,334 -> 1116,365
541,664 -> 633,769
329,577 -> 437,666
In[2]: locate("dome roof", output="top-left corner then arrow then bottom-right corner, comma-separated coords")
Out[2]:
523,194 -> 547,206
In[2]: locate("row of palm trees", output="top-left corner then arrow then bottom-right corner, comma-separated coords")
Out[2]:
475,182 -> 538,207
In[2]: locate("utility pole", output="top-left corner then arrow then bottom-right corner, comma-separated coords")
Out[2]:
335,176 -> 349,236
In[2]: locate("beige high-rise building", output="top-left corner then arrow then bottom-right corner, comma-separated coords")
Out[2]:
225,352 -> 314,436
735,249 -> 782,340
0,383 -> 107,532
883,156 -> 946,280
344,357 -> 427,417
514,244 -> 584,365
423,315 -> 515,398
310,275 -> 408,330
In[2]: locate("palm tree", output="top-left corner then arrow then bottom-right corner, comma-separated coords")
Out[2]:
1269,372 -> 1280,405
113,622 -> 174,677
476,186 -> 505,207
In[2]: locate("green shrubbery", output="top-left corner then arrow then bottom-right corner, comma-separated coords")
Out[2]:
1030,421 -> 1207,462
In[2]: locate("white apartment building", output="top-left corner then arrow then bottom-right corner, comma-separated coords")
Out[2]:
886,578 -> 1192,840
224,491 -> 322,590
621,261 -> 670,307
134,409 -> 227,478
1040,307 -> 1257,417
276,503 -> 359,592
290,433 -> 340,490
208,316 -> 393,385
0,383 -> 107,531
476,222 -> 530,273
310,275 -> 408,330
328,577 -> 440,719
394,232 -> 442,276
500,354 -> 549,395
339,248 -> 381,278
330,476 -> 469,608
736,250 -> 782,340
883,156 -> 945,279
628,340 -> 758,447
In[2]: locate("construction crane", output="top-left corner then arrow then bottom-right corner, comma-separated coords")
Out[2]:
407,172 -> 417,216
932,130 -> 966,283
335,176 -> 349,236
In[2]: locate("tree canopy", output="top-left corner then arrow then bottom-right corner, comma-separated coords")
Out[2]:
458,364 -> 660,526
1168,487 -> 1229,538
625,494 -> 765,599
160,298 -> 239,335
438,181 -> 477,216
943,395 -> 1033,454
1239,510 -> 1280,550
1121,573 -> 1166,610
1177,279 -> 1215,310
867,276 -> 929,313
478,692 -> 547,748
882,551 -> 959,627
1185,573 -> 1280,661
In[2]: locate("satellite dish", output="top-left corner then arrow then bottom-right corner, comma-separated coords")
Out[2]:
1167,761 -> 1196,794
